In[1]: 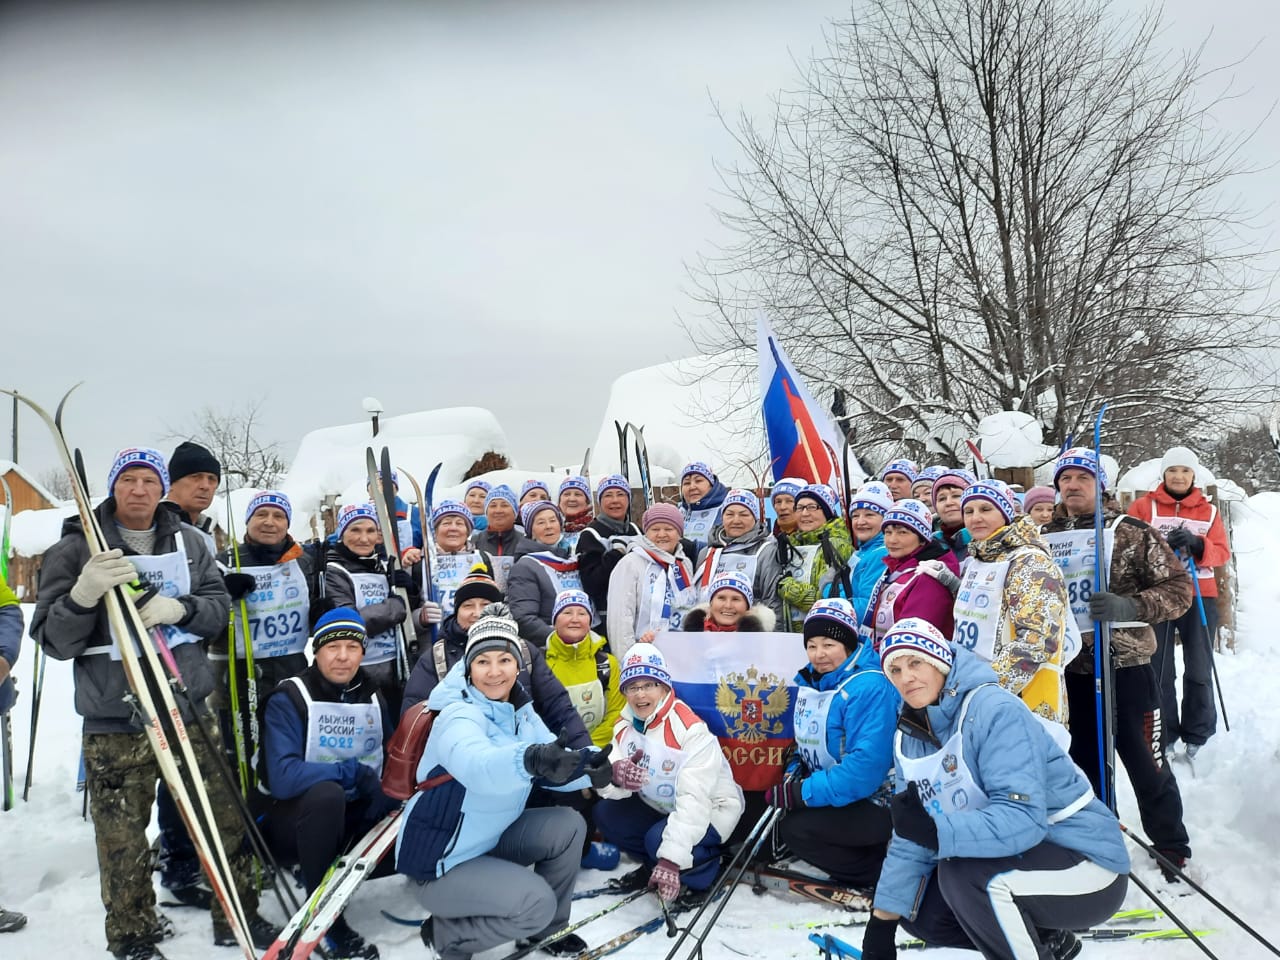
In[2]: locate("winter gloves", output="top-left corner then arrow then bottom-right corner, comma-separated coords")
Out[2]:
611,749 -> 647,791
1088,591 -> 1139,624
418,601 -> 444,626
389,569 -> 414,591
223,572 -> 257,602
649,858 -> 682,903
524,732 -> 614,788
1166,527 -> 1205,561
889,782 -> 938,850
916,559 -> 960,594
764,780 -> 805,811
861,914 -> 899,960
70,549 -> 138,608
137,594 -> 188,629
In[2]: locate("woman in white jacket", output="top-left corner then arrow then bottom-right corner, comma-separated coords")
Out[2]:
605,505 -> 697,659
593,643 -> 745,906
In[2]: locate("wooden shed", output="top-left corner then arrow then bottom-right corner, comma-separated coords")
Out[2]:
0,460 -> 59,515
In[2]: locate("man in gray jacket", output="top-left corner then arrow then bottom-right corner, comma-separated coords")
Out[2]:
31,447 -> 274,960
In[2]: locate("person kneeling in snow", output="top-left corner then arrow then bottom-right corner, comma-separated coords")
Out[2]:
261,607 -> 397,960
594,644 -> 745,906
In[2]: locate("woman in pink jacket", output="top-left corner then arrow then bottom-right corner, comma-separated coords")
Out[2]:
862,499 -> 959,653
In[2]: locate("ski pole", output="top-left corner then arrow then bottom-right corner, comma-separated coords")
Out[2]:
1126,868 -> 1221,960
21,639 -> 44,802
1183,554 -> 1230,733
1120,823 -> 1278,956
1091,405 -> 1116,811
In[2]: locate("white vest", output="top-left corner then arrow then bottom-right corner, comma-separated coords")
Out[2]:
1041,520 -> 1146,633
682,506 -> 720,550
793,672 -> 876,773
1147,504 -> 1216,582
107,536 -> 201,660
287,677 -> 384,777
234,559 -> 309,658
432,550 -> 484,618
618,727 -> 687,814
332,564 -> 400,666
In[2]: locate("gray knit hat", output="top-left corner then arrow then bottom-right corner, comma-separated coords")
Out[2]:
464,602 -> 525,673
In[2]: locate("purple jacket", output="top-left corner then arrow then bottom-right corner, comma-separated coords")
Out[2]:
870,539 -> 959,642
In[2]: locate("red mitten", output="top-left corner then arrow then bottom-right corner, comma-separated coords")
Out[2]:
648,858 -> 682,903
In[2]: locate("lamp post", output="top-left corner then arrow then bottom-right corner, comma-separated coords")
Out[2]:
362,397 -> 384,438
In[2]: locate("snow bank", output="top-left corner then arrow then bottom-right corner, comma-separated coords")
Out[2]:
8,501 -> 83,556
279,407 -> 509,536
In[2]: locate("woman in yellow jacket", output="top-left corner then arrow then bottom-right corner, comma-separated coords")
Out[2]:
544,590 -> 625,746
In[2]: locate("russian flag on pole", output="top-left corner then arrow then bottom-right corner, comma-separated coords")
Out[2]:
757,311 -> 844,484
654,630 -> 797,792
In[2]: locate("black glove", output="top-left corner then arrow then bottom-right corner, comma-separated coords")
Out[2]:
861,914 -> 899,960
354,763 -> 382,798
223,572 -> 257,602
764,780 -> 805,811
1166,527 -> 1205,560
890,782 -> 938,850
389,569 -> 414,591
523,731 -> 583,785
582,744 -> 614,789
1088,591 -> 1139,623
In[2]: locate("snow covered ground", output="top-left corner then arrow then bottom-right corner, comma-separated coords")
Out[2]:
3,495 -> 1279,959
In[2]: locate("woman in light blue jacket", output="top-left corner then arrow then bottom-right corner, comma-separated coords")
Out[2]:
847,482 -> 894,621
396,603 -> 612,960
861,618 -> 1129,960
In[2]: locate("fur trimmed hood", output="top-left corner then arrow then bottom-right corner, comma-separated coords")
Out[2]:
682,602 -> 777,633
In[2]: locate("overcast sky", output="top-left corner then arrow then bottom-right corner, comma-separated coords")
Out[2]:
3,0 -> 1276,489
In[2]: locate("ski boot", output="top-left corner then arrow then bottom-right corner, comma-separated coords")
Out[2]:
0,906 -> 27,933
213,911 -> 278,950
323,917 -> 380,959
157,853 -> 212,910
604,864 -> 649,893
516,933 -> 588,957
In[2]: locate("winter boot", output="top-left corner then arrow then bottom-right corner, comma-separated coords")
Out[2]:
604,865 -> 649,893
147,913 -> 175,944
581,841 -> 621,871
1155,849 -> 1188,884
516,932 -> 588,957
158,854 -> 212,909
112,939 -> 167,960
1039,928 -> 1082,960
0,906 -> 27,933
213,910 -> 278,950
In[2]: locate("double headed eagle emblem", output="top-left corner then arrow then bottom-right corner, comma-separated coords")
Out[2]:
715,666 -> 790,743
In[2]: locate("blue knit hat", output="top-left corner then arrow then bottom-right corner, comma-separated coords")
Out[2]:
108,447 -> 170,496
882,498 -> 933,542
484,485 -> 519,513
245,490 -> 292,525
520,478 -> 550,500
721,488 -> 760,520
849,481 -> 894,516
680,461 -> 715,485
372,469 -> 398,491
796,483 -> 840,520
771,477 -> 806,501
803,597 -> 861,652
465,478 -> 493,497
619,642 -> 672,690
881,458 -> 919,483
1055,447 -> 1103,489
961,479 -> 1018,525
708,570 -> 754,607
312,606 -> 367,651
520,500 -> 563,534
557,476 -> 591,502
595,474 -> 631,502
552,589 -> 593,623
880,617 -> 954,676
918,465 -> 947,484
336,502 -> 380,538
431,499 -> 474,532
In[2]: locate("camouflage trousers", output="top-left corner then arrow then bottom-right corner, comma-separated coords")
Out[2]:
83,722 -> 258,953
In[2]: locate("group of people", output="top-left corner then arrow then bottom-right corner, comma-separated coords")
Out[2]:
9,435 -> 1232,960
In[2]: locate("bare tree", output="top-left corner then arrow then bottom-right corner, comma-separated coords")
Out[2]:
686,0 -> 1278,469
38,466 -> 76,501
166,399 -> 286,490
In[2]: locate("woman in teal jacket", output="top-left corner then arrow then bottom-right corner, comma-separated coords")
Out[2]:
861,618 -> 1129,960
847,482 -> 893,622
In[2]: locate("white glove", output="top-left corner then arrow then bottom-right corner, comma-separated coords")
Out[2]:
419,600 -> 444,626
916,559 -> 960,594
69,549 -> 139,608
138,595 -> 188,628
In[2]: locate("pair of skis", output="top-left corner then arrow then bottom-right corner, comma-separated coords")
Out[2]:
4,387 -> 258,958
365,446 -> 415,681
223,484 -> 260,800
399,462 -> 441,646
614,421 -> 653,508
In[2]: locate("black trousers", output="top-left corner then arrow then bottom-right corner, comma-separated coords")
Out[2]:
1065,666 -> 1190,858
268,781 -> 397,893
777,800 -> 892,889
1152,600 -> 1219,747
910,841 -> 1127,960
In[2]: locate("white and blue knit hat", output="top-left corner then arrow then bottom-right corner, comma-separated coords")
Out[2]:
804,598 -> 861,651
880,617 -> 954,676
595,474 -> 631,502
245,490 -> 292,525
484,485 -> 519,512
336,502 -> 380,537
708,570 -> 754,606
464,478 -> 493,497
849,481 -> 894,516
961,479 -> 1018,525
771,477 -> 806,501
681,461 -> 715,484
107,447 -> 170,496
520,478 -> 550,500
796,483 -> 840,520
557,476 -> 591,502
881,458 -> 919,483
619,642 -> 672,690
520,500 -> 562,533
1054,447 -> 1103,489
552,589 -> 593,623
312,606 -> 367,652
883,498 -> 933,542
372,469 -> 399,491
918,465 -> 947,485
431,499 -> 474,532
722,488 -> 760,519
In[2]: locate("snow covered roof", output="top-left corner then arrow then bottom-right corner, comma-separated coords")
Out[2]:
0,459 -> 60,506
7,501 -> 85,557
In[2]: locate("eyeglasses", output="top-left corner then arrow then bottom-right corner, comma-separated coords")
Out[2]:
624,681 -> 664,695
795,503 -> 823,513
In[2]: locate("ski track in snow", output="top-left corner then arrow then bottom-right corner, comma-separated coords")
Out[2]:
4,495 -> 1280,959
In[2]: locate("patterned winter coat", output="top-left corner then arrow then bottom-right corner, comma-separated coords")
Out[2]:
777,518 -> 855,630
1042,497 -> 1192,672
963,516 -> 1070,723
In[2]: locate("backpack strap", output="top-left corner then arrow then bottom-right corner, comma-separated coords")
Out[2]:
594,647 -> 612,691
433,643 -> 449,682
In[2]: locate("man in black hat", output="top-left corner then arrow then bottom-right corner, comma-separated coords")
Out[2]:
162,441 -> 221,554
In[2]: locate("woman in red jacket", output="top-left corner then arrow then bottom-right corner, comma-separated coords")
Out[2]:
1126,446 -> 1231,757
862,499 -> 959,653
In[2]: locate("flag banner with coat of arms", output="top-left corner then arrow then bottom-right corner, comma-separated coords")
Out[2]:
654,630 -> 797,791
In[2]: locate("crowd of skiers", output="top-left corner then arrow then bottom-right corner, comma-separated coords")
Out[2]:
3,436 -> 1235,960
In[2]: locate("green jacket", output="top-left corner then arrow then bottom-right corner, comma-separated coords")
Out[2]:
778,518 -> 854,630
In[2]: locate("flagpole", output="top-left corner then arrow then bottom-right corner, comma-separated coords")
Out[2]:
795,421 -> 822,483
